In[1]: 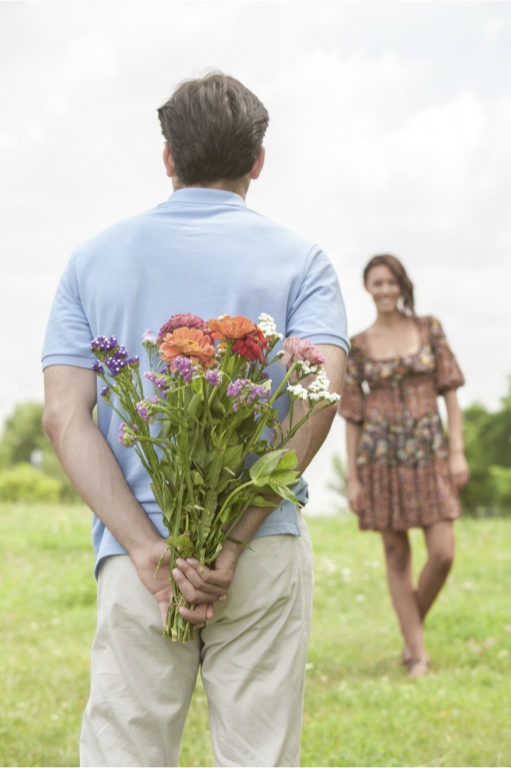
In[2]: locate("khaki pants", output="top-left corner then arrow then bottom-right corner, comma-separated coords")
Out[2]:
80,514 -> 314,767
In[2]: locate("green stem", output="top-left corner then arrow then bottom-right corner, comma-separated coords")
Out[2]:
269,362 -> 298,405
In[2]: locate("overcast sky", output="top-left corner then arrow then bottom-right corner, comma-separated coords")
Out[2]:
1,1 -> 511,509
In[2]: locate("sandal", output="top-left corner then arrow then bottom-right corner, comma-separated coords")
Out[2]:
407,658 -> 430,678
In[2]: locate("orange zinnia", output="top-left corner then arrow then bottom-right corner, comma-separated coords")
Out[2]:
160,327 -> 216,369
208,315 -> 257,341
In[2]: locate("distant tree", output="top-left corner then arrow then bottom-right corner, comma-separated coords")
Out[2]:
0,401 -> 81,503
0,402 -> 49,465
461,389 -> 511,515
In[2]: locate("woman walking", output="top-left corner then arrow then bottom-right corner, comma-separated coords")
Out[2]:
339,254 -> 469,678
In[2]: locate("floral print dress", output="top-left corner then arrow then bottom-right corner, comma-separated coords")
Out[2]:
339,316 -> 465,531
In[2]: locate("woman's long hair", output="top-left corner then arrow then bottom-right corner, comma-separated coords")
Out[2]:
363,254 -> 415,316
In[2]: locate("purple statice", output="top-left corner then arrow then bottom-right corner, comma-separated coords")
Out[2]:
205,368 -> 223,387
92,361 -> 104,375
144,371 -> 170,394
227,378 -> 270,412
100,386 -> 111,399
172,355 -> 197,383
91,335 -> 121,361
136,396 -> 159,423
118,422 -> 140,448
104,346 -> 130,377
226,379 -> 245,398
128,356 -> 140,370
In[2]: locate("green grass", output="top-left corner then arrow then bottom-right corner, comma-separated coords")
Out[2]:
0,505 -> 510,766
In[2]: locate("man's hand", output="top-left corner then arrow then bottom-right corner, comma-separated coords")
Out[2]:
131,539 -> 235,629
173,543 -> 240,604
130,539 -> 175,627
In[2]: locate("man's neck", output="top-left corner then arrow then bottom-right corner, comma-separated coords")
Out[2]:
172,177 -> 250,200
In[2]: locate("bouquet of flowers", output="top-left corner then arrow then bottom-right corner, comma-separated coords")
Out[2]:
91,313 -> 339,641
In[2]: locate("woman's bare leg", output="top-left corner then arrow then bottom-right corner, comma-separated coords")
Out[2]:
381,530 -> 427,662
416,520 -> 455,621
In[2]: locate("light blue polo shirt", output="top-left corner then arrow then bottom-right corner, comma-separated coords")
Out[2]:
42,188 -> 349,575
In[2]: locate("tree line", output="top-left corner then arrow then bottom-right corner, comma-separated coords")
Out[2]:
0,392 -> 510,513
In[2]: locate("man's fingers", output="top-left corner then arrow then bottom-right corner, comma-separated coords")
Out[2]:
175,559 -> 226,596
158,601 -> 169,628
178,603 -> 213,627
172,567 -> 226,604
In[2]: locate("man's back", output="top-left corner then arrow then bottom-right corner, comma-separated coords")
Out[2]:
43,186 -> 348,571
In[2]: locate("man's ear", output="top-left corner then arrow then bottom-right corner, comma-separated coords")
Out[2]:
163,142 -> 176,178
249,147 -> 265,180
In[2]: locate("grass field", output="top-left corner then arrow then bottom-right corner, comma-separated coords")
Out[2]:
0,504 -> 510,767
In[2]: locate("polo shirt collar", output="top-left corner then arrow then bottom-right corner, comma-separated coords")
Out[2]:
167,187 -> 247,207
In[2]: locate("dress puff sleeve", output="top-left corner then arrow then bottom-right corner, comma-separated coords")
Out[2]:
338,337 -> 365,423
428,316 -> 465,394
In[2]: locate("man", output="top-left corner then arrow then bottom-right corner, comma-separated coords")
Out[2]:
42,72 -> 349,767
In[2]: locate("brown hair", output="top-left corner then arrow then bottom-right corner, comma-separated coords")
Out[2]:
157,72 -> 269,186
363,254 -> 415,316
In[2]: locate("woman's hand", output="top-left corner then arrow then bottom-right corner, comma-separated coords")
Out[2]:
347,477 -> 365,514
448,450 -> 470,490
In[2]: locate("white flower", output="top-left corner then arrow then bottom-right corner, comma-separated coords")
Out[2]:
329,393 -> 341,404
296,360 -> 312,375
141,329 -> 158,345
258,312 -> 279,337
287,383 -> 308,401
217,314 -> 227,320
275,350 -> 285,358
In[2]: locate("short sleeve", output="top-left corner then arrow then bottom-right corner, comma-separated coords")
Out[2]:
339,340 -> 365,423
286,247 -> 350,353
42,253 -> 95,370
428,316 -> 465,394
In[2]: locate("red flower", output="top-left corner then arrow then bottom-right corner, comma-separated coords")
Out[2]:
232,328 -> 270,362
208,315 -> 258,341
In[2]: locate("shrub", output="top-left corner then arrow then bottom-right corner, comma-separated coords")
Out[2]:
0,463 -> 63,503
0,401 -> 82,503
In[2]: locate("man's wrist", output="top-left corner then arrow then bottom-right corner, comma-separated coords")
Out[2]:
128,531 -> 168,561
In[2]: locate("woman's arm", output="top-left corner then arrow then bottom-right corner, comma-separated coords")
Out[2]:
345,419 -> 364,513
443,389 -> 470,490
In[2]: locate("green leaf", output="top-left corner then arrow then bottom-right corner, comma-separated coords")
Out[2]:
226,537 -> 254,552
277,450 -> 298,470
159,419 -> 172,440
207,453 -> 224,488
237,414 -> 256,438
166,534 -> 194,558
250,495 -> 277,508
191,377 -> 203,394
269,470 -> 300,487
224,444 -> 243,470
188,392 -> 203,418
272,483 -> 301,506
191,437 -> 207,468
191,470 -> 205,486
211,401 -> 226,418
249,450 -> 285,485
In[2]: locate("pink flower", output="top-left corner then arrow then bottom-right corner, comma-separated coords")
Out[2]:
157,314 -> 209,345
279,337 -> 326,368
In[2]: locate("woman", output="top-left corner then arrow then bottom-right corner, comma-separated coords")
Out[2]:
339,254 -> 469,678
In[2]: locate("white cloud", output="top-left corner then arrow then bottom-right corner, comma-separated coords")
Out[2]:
1,1 -> 510,438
